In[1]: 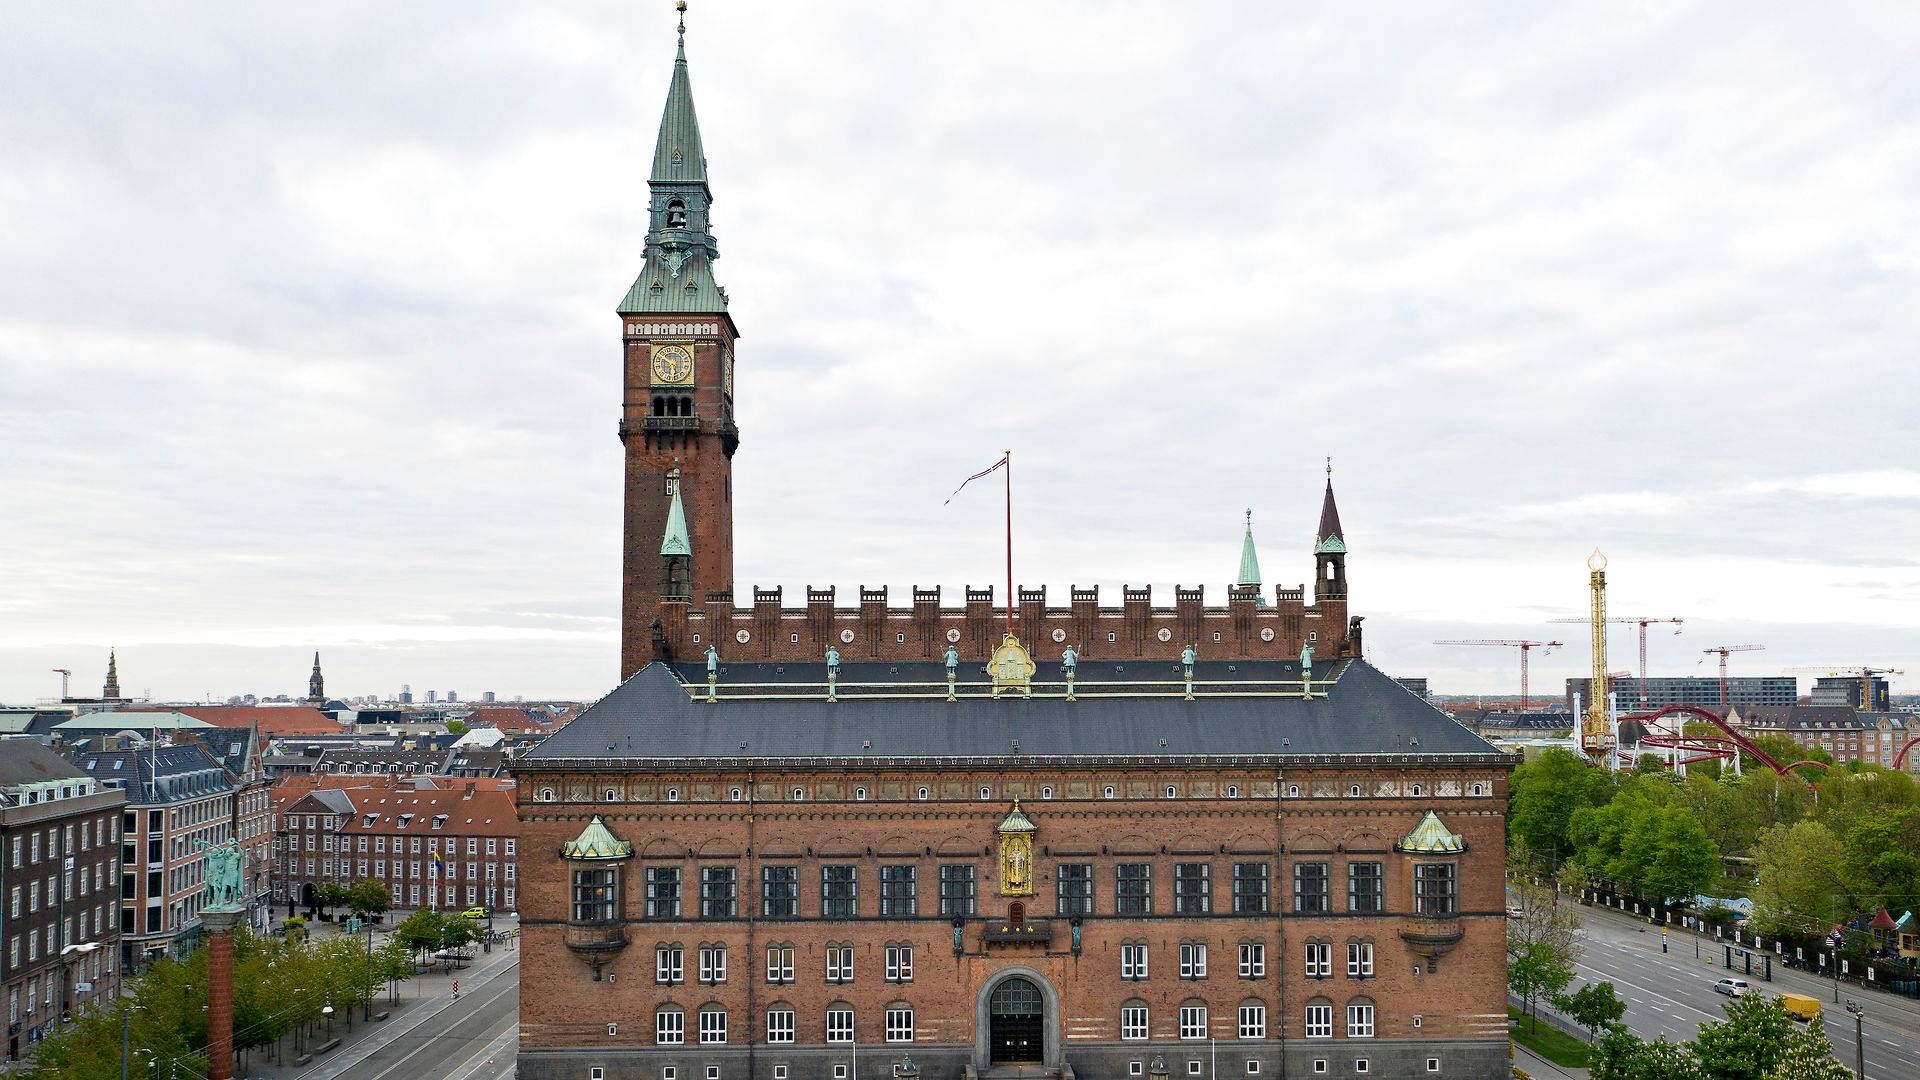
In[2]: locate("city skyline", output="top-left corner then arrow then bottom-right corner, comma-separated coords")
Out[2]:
5,2 -> 1916,702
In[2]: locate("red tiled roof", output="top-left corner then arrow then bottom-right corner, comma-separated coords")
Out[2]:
338,782 -> 517,837
178,705 -> 342,737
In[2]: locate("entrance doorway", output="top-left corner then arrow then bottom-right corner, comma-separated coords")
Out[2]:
989,977 -> 1044,1063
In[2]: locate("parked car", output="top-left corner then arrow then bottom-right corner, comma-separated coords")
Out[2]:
1712,978 -> 1750,997
460,906 -> 491,921
1506,905 -> 1525,919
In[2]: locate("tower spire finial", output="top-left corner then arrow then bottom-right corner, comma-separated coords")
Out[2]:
676,0 -> 687,56
1326,455 -> 1332,479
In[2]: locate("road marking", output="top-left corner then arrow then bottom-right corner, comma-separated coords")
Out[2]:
291,954 -> 519,1080
361,980 -> 518,1080
446,1024 -> 518,1080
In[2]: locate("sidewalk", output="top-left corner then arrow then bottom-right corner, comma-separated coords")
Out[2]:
1515,1044 -> 1590,1080
233,915 -> 520,1080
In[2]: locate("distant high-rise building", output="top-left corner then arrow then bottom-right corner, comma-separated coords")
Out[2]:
482,691 -> 497,703
1565,675 -> 1796,713
1394,676 -> 1430,700
427,690 -> 438,703
399,683 -> 413,705
1811,676 -> 1890,710
446,690 -> 459,703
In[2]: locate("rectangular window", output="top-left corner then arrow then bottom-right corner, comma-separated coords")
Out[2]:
761,865 -> 798,918
1056,863 -> 1094,916
885,1006 -> 914,1043
656,945 -> 684,984
1414,863 -> 1456,916
1304,1003 -> 1333,1039
826,944 -> 854,983
1238,941 -> 1266,978
699,944 -> 727,983
938,864 -> 976,917
1180,1004 -> 1208,1041
1232,862 -> 1270,914
1292,862 -> 1330,914
1117,863 -> 1152,915
700,866 -> 737,918
879,865 -> 917,917
766,1008 -> 795,1043
646,866 -> 682,919
656,1009 -> 684,1044
1347,1003 -> 1375,1038
1304,941 -> 1332,978
1174,863 -> 1211,915
1121,942 -> 1149,979
826,1007 -> 854,1044
571,868 -> 618,922
1238,1003 -> 1266,1039
885,944 -> 914,982
1347,941 -> 1374,978
1179,941 -> 1208,979
1121,1004 -> 1149,1041
821,865 -> 858,918
699,1009 -> 727,1044
1348,862 -> 1383,913
766,944 -> 795,982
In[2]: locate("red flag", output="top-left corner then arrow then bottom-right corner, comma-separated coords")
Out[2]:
944,453 -> 1009,505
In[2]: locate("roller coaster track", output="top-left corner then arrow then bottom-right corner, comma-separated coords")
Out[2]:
1621,704 -> 1830,778
1894,735 -> 1920,770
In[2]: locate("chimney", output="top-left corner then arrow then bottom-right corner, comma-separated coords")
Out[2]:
463,782 -> 475,800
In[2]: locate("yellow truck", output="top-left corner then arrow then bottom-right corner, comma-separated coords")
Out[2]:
1776,992 -> 1822,1023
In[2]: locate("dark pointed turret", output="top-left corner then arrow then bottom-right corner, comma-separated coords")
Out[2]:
102,647 -> 121,700
1314,464 -> 1347,603
308,652 -> 325,705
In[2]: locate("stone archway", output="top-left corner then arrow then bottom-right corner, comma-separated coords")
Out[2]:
974,968 -> 1060,1071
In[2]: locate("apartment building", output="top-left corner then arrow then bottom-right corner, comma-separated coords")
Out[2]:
275,776 -> 517,915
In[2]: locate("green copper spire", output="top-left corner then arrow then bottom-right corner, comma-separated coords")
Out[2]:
620,1 -> 729,315
1237,509 -> 1267,607
660,482 -> 692,557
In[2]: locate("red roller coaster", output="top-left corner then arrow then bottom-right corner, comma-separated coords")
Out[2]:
1895,735 -> 1920,770
1622,705 -> 1830,778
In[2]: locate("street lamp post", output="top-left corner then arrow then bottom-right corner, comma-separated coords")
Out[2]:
364,913 -> 375,1022
1844,1000 -> 1864,1080
323,1003 -> 334,1039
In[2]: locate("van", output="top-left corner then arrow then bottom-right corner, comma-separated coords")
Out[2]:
461,906 -> 490,921
1777,993 -> 1821,1023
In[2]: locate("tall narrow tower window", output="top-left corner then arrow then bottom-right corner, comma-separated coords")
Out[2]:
667,200 -> 688,228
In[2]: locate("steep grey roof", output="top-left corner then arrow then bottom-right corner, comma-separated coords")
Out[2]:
0,739 -> 87,785
523,658 -> 1504,767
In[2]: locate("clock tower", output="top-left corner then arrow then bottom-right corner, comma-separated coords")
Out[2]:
618,5 -> 739,679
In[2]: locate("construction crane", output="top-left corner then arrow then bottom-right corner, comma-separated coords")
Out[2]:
1550,615 -> 1683,707
1702,645 -> 1765,708
51,668 -> 71,698
1434,639 -> 1563,710
1783,666 -> 1906,711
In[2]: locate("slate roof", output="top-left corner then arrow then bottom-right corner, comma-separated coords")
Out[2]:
0,739 -> 87,787
523,658 -> 1505,767
72,744 -> 233,805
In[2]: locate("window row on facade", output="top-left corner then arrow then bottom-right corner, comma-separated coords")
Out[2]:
537,777 -> 1495,804
571,859 -> 1457,921
629,998 -> 1381,1047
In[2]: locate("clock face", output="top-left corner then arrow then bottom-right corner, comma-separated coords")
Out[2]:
651,342 -> 695,385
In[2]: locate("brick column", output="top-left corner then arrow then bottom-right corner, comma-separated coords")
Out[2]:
203,910 -> 242,1080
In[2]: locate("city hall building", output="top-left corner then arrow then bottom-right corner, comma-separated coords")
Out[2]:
518,11 -> 1514,1080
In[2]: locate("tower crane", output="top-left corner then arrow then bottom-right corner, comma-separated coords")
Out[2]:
1783,666 -> 1906,711
1433,639 -> 1563,710
1550,615 -> 1683,707
1701,645 -> 1765,708
52,668 -> 70,699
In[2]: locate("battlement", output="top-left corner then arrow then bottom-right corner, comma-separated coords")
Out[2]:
644,582 -> 1351,672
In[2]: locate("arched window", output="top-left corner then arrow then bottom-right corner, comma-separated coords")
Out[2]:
1120,999 -> 1150,1040
655,1004 -> 685,1045
1178,999 -> 1209,1040
1346,997 -> 1376,1038
765,1002 -> 796,1044
1302,997 -> 1333,1039
537,787 -> 556,802
698,1004 -> 728,1044
884,1001 -> 914,1043
667,199 -> 688,228
603,788 -> 618,802
1237,998 -> 1267,1040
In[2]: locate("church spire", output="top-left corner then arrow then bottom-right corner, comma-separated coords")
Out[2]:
1315,460 -> 1345,555
102,647 -> 121,700
621,0 -> 726,314
1236,509 -> 1267,607
308,651 -> 325,704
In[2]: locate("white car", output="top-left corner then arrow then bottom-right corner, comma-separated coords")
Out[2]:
1712,978 -> 1750,997
1506,905 -> 1525,918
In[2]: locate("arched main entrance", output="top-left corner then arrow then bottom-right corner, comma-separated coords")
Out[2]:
989,977 -> 1045,1063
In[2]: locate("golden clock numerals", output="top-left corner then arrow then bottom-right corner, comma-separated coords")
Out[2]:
650,342 -> 695,385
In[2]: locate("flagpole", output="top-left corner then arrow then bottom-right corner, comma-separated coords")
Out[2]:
1004,449 -> 1014,640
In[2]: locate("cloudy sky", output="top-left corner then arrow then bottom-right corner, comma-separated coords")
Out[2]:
3,2 -> 1917,704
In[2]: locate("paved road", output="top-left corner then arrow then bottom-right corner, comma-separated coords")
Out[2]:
1565,901 -> 1920,1079
288,953 -> 518,1080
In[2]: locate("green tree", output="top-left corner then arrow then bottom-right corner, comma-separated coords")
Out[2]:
316,881 -> 350,918
347,880 -> 394,922
1765,1016 -> 1852,1080
284,914 -> 310,942
1555,980 -> 1627,1043
395,909 -> 448,965
447,719 -> 471,735
1692,992 -> 1798,1080
1510,749 -> 1615,857
1507,881 -> 1580,1032
1592,1027 -> 1706,1080
1750,820 -> 1848,933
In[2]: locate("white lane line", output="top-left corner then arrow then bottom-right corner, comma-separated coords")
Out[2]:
446,1024 -> 518,1080
292,955 -> 519,1080
363,980 -> 518,1080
